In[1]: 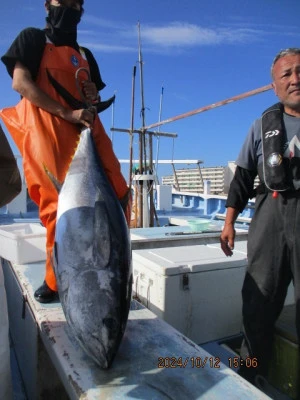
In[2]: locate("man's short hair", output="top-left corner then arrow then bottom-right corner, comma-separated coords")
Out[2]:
271,48 -> 300,77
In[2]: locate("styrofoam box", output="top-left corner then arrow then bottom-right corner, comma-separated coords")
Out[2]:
133,241 -> 295,345
132,241 -> 248,344
0,223 -> 46,264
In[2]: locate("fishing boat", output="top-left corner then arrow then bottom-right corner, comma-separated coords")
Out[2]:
0,172 -> 297,400
0,25 -> 298,400
0,95 -> 296,400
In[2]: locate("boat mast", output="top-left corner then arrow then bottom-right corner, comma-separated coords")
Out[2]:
137,22 -> 155,227
110,25 -> 177,229
128,66 -> 136,188
137,22 -> 144,227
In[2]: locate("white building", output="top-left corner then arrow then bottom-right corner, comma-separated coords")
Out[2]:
162,162 -> 260,195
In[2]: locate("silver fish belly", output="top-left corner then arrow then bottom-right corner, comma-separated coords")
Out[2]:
54,128 -> 132,369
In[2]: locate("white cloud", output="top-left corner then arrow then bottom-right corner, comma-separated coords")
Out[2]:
142,23 -> 220,46
82,15 -> 127,30
80,42 -> 136,53
80,16 -> 299,54
141,23 -> 263,47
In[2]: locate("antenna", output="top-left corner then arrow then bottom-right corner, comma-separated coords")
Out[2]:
154,86 -> 164,183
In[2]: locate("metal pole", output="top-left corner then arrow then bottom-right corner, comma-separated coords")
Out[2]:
137,21 -> 147,166
137,22 -> 144,227
143,84 -> 273,131
129,66 -> 136,187
129,66 -> 137,228
172,163 -> 180,192
155,86 -> 164,183
149,136 -> 154,226
196,162 -> 204,192
137,22 -> 154,227
110,127 -> 177,138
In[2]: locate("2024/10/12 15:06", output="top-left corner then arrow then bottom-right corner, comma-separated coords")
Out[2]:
157,356 -> 258,369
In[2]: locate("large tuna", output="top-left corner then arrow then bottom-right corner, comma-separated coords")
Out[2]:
53,127 -> 132,369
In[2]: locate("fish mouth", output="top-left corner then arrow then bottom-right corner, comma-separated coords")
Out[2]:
75,319 -> 121,369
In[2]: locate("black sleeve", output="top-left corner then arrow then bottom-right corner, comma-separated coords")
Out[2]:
1,27 -> 46,81
82,47 -> 106,91
226,166 -> 257,212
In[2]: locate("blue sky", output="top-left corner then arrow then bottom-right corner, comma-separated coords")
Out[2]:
1,0 -> 300,180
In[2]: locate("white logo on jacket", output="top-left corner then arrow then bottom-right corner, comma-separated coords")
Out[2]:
265,130 -> 280,139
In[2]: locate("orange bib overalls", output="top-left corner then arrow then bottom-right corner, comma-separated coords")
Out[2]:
0,43 -> 130,291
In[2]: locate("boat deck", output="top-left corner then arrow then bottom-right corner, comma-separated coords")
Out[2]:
1,258 -> 271,400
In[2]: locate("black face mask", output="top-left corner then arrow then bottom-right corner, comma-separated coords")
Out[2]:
46,5 -> 81,32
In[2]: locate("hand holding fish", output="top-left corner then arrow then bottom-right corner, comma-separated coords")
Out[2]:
65,108 -> 95,128
82,80 -> 100,103
12,62 -> 95,129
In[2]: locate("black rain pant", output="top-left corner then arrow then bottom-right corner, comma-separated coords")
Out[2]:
240,191 -> 300,378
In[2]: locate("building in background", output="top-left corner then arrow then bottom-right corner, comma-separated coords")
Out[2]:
162,162 -> 260,195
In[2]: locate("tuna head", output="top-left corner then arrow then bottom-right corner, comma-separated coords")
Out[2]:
54,128 -> 132,368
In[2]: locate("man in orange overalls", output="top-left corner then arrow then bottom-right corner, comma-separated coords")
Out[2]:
0,0 -> 131,302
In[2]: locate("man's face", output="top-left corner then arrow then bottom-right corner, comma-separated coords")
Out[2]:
49,0 -> 81,11
272,54 -> 300,116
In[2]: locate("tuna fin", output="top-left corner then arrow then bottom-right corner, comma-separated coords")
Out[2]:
43,164 -> 63,193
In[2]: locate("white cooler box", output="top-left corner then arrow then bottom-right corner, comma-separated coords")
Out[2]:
0,223 -> 46,264
132,241 -> 248,344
